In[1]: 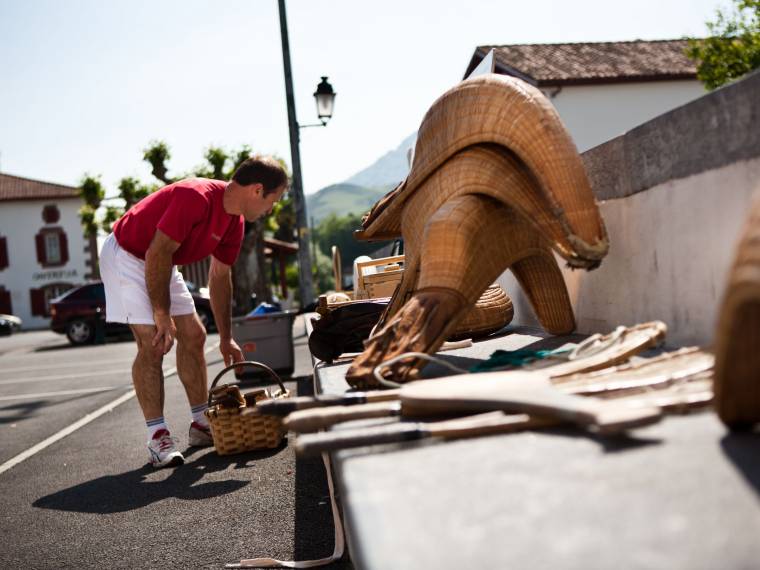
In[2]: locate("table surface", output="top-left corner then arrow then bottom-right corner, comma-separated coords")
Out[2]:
309,322 -> 760,570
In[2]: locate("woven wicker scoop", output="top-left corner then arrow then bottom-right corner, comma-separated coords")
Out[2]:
346,75 -> 609,388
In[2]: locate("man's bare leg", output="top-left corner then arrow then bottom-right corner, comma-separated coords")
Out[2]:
174,313 -> 208,408
130,324 -> 166,420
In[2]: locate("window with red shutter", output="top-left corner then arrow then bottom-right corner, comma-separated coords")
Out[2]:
35,233 -> 47,265
59,231 -> 69,265
45,233 -> 61,264
0,287 -> 11,314
35,228 -> 68,268
0,236 -> 8,270
30,288 -> 46,316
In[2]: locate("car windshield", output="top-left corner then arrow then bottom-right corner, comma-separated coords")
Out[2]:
54,283 -> 105,302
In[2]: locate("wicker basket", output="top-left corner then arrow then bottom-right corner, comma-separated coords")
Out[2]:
205,361 -> 290,456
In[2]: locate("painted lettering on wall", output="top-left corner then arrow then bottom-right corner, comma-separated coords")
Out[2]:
32,269 -> 78,281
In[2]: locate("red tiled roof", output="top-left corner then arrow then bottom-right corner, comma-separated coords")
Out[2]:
0,173 -> 80,201
465,39 -> 698,86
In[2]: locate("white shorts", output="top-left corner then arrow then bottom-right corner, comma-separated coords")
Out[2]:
100,233 -> 196,325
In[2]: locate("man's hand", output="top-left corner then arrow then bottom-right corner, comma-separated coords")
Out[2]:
220,337 -> 244,367
153,313 -> 176,354
145,230 -> 180,355
208,257 -> 242,367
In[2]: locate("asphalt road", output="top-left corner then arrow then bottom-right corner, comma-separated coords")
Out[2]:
0,318 -> 353,569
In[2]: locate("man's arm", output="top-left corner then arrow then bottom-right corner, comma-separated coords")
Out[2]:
208,256 -> 244,366
145,230 -> 180,354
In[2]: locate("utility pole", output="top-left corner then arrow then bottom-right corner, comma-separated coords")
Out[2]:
310,215 -> 317,268
278,0 -> 314,306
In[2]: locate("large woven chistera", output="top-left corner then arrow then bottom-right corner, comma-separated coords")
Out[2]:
714,194 -> 760,429
205,361 -> 290,455
347,74 -> 609,389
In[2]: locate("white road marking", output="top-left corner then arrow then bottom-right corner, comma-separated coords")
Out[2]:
0,341 -> 220,476
0,370 -> 129,385
0,386 -> 122,401
0,389 -> 138,476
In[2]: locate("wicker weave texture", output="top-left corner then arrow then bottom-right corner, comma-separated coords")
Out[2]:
377,182 -> 575,338
420,195 -> 573,332
400,145 -> 577,260
455,284 -> 514,339
206,390 -> 287,455
205,361 -> 289,455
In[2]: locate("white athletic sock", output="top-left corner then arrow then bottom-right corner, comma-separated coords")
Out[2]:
146,416 -> 168,440
191,403 -> 209,427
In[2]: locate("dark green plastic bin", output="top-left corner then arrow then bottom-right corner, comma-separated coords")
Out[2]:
231,311 -> 296,378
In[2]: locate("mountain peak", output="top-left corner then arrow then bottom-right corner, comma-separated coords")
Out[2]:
343,132 -> 417,188
306,132 -> 418,224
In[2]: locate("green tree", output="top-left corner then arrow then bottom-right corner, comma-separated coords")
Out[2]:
77,175 -> 106,278
143,140 -> 173,184
286,246 -> 333,299
687,0 -> 760,89
313,213 -> 392,271
117,176 -> 155,210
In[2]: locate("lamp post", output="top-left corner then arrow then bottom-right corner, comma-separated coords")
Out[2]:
278,0 -> 336,307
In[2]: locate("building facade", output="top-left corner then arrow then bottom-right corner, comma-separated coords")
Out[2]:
0,173 -> 94,329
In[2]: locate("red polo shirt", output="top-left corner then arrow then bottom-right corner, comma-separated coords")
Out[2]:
113,178 -> 244,266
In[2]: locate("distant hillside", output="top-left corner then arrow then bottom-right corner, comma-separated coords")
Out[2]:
344,132 -> 417,188
306,183 -> 392,224
306,132 -> 417,223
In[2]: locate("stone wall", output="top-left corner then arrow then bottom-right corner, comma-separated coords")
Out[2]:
497,69 -> 760,347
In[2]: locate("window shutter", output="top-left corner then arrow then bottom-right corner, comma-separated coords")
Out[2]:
35,233 -> 47,265
0,237 -> 7,270
30,288 -> 46,316
0,288 -> 11,314
59,231 -> 69,265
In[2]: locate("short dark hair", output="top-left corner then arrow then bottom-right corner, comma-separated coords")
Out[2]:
232,156 -> 289,195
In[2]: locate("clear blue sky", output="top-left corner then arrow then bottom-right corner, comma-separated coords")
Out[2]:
0,0 -> 725,198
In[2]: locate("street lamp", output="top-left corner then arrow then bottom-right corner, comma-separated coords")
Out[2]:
314,77 -> 336,124
278,0 -> 336,307
300,76 -> 336,128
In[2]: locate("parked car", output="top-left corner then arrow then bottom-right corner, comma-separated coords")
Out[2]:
50,281 -> 215,346
0,314 -> 22,336
184,281 -> 215,332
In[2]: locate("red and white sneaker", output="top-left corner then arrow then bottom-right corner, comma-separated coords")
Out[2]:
188,421 -> 214,447
148,429 -> 184,468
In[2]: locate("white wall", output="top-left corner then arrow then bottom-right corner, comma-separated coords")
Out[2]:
544,80 -> 706,152
497,156 -> 760,347
0,197 -> 89,329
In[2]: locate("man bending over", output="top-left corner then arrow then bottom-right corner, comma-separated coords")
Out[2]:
100,156 -> 287,468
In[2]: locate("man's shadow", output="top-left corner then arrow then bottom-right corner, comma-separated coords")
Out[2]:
33,446 -> 283,514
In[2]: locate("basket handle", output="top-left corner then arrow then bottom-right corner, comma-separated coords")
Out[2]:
208,361 -> 287,407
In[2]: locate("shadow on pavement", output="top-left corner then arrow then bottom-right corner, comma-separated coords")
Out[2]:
293,376 -> 354,569
33,335 -> 133,352
0,400 -> 46,424
539,425 -> 662,453
721,430 -> 760,496
33,445 -> 285,514
0,390 -> 129,425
